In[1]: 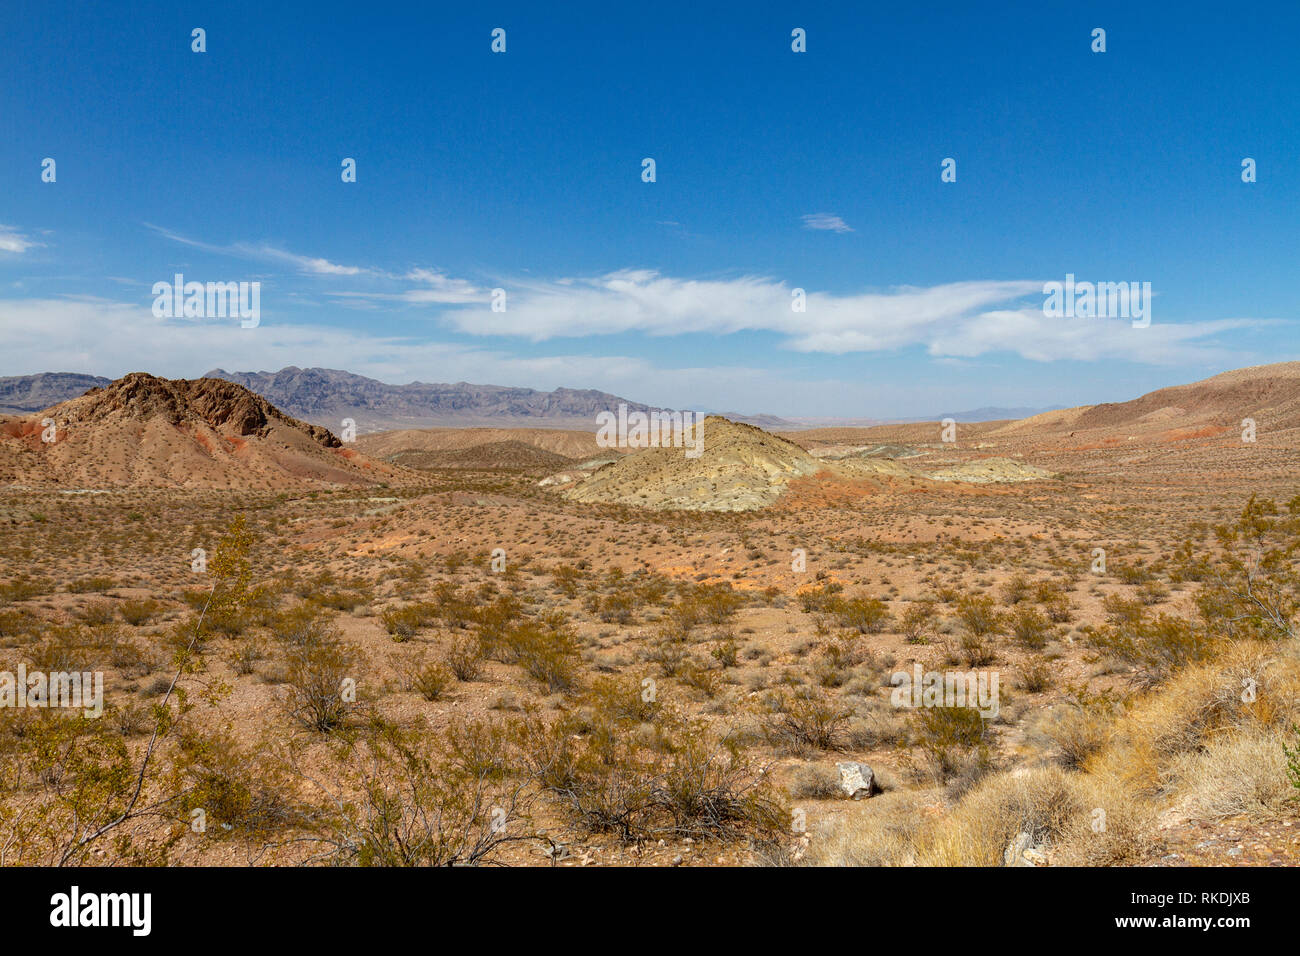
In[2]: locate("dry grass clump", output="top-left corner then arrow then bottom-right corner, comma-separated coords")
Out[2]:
1086,641 -> 1300,801
805,765 -> 1153,867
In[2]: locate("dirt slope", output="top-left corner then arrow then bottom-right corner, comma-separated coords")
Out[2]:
994,361 -> 1300,439
356,426 -> 621,461
390,440 -> 576,472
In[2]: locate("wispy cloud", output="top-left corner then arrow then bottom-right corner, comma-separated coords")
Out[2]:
145,224 -> 369,276
801,213 -> 853,233
0,226 -> 41,255
126,227 -> 1269,367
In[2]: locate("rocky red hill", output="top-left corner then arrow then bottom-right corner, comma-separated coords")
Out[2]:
0,373 -> 415,489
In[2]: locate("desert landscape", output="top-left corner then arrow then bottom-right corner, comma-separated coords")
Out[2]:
0,361 -> 1297,868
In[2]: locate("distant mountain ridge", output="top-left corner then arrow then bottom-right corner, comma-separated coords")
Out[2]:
203,367 -> 728,433
931,405 -> 1064,423
0,372 -> 111,412
0,367 -> 795,432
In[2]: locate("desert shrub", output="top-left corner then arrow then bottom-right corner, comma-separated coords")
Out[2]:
798,582 -> 844,614
26,624 -> 91,674
228,637 -> 262,676
595,591 -> 636,624
764,688 -> 852,754
432,582 -> 477,629
180,588 -> 211,612
119,598 -> 162,626
200,514 -> 256,637
172,729 -> 295,838
830,596 -> 892,634
76,600 -> 117,626
506,616 -> 580,693
312,588 -> 369,612
523,706 -> 785,843
1034,581 -> 1073,622
1001,575 -> 1031,605
284,635 -> 357,732
445,635 -> 485,681
1019,657 -> 1054,693
1285,725 -> 1300,794
67,576 -> 118,594
711,638 -> 740,668
954,594 -> 1003,637
1088,604 -> 1215,686
269,604 -> 335,647
0,576 -> 52,604
949,629 -> 997,668
0,607 -> 40,645
1192,494 -> 1300,643
581,675 -> 662,727
473,593 -> 523,655
1010,606 -> 1051,650
550,564 -> 583,598
301,718 -> 529,866
1137,579 -> 1170,605
647,640 -> 689,677
0,713 -> 142,865
684,582 -> 745,626
915,705 -> 988,778
900,601 -> 937,644
108,702 -> 151,737
412,662 -> 453,701
1114,563 -> 1150,585
679,661 -> 721,698
631,574 -> 671,606
380,602 -> 435,642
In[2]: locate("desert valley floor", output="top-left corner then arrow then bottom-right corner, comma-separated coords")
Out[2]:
1,365 -> 1299,866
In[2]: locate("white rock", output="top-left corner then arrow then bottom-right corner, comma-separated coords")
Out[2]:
836,761 -> 875,799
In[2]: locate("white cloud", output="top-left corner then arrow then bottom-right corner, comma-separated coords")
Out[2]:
802,213 -> 853,233
0,226 -> 40,255
310,266 -> 1259,365
0,295 -> 1276,418
87,226 -> 1270,369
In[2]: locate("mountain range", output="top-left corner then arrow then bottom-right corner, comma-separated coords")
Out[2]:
0,367 -> 1061,429
2,362 -> 1299,492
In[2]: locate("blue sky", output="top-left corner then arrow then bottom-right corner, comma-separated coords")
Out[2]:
1,0 -> 1297,418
